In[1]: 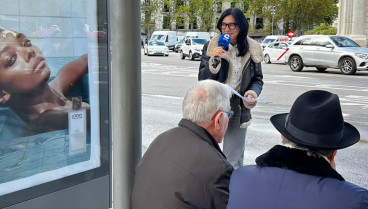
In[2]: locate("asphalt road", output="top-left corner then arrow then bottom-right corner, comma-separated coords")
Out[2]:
141,49 -> 368,189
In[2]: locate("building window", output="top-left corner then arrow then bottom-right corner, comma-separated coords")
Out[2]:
189,22 -> 197,29
255,18 -> 263,29
176,19 -> 184,29
163,16 -> 170,29
176,0 -> 184,7
164,2 -> 169,12
215,2 -> 222,13
144,10 -> 151,22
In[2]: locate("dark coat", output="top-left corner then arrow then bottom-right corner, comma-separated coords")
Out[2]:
226,145 -> 368,209
198,35 -> 263,126
131,119 -> 234,209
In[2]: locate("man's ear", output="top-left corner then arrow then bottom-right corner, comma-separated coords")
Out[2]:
327,150 -> 337,161
0,90 -> 11,106
213,112 -> 223,130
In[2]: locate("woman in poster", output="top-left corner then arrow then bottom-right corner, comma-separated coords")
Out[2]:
0,29 -> 89,133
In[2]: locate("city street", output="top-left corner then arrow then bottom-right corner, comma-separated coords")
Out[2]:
141,49 -> 368,188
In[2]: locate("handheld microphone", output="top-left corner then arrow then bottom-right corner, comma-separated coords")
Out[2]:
212,33 -> 231,68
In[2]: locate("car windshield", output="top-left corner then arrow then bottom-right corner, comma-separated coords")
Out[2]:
263,38 -> 276,43
149,41 -> 165,46
151,35 -> 166,41
192,39 -> 207,45
330,36 -> 360,47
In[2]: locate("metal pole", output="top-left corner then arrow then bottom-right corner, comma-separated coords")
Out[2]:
271,13 -> 274,35
110,0 -> 142,208
271,6 -> 275,35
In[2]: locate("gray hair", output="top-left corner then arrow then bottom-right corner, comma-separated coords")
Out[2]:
282,137 -> 334,158
182,80 -> 232,124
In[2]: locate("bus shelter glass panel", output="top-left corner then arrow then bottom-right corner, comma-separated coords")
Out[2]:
0,0 -> 109,207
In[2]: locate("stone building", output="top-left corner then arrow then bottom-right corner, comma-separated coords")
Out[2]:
337,0 -> 368,47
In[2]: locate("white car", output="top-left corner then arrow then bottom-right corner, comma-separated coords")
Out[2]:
261,35 -> 289,49
144,40 -> 169,56
263,41 -> 291,64
180,38 -> 208,60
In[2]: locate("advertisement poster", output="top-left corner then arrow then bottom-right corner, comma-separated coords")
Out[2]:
0,0 -> 103,195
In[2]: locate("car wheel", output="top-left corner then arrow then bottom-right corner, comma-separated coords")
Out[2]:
180,51 -> 185,59
316,67 -> 327,72
289,55 -> 304,72
189,51 -> 194,60
264,54 -> 271,64
339,57 -> 357,75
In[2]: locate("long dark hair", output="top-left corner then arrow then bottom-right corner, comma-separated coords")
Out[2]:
217,8 -> 249,56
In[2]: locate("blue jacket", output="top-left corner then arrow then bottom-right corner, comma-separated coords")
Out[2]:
227,145 -> 368,209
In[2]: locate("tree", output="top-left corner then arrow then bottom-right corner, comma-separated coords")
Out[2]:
242,0 -> 266,32
239,0 -> 338,36
304,23 -> 337,35
276,0 -> 338,35
162,0 -> 175,30
174,0 -> 186,29
197,0 -> 217,32
141,0 -> 161,37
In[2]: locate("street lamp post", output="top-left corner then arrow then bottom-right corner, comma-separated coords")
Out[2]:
271,6 -> 276,35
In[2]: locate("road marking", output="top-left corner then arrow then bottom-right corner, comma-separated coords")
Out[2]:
142,63 -> 198,77
143,94 -> 183,100
264,78 -> 367,92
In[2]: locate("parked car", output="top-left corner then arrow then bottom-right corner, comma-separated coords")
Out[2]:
180,38 -> 207,60
144,40 -> 169,56
263,41 -> 292,64
183,32 -> 211,41
285,35 -> 368,75
261,35 -> 289,49
150,31 -> 177,51
174,39 -> 184,53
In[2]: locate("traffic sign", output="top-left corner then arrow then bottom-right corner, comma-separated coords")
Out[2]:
287,31 -> 295,38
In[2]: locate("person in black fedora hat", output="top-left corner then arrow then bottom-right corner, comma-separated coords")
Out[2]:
226,90 -> 368,209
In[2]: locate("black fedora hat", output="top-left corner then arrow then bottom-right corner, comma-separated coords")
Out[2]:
270,90 -> 360,150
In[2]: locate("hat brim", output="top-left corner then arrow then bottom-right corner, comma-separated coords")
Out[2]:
270,113 -> 360,150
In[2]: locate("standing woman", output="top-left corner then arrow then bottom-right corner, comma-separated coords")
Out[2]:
198,8 -> 264,168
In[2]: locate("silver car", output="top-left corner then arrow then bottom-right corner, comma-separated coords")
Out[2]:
285,35 -> 368,75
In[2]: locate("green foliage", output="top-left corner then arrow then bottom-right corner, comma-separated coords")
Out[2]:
273,0 -> 338,34
141,0 -> 338,37
141,0 -> 161,36
240,0 -> 338,36
304,23 -> 337,35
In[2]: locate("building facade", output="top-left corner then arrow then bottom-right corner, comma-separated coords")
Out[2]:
337,0 -> 368,47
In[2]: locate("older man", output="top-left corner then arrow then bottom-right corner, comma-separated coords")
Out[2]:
226,90 -> 368,209
131,80 -> 234,209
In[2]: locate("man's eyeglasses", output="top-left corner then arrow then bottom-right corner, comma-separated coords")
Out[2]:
212,110 -> 234,120
221,22 -> 237,30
